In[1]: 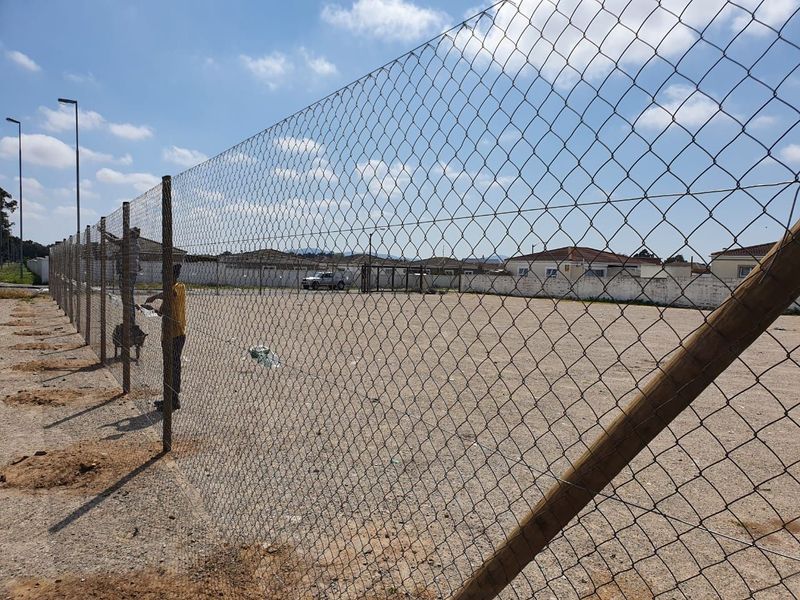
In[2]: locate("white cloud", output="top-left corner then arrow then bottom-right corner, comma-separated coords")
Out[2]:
274,167 -> 302,180
96,168 -> 160,193
447,0 -> 797,86
321,0 -> 450,42
637,84 -> 721,131
64,71 -> 97,84
78,146 -> 118,164
54,205 -> 99,220
0,134 -> 74,168
749,114 -> 778,129
731,0 -> 799,35
300,48 -> 338,76
274,136 -> 323,154
356,159 -> 412,196
118,153 -> 133,166
222,151 -> 258,165
22,200 -> 48,222
779,144 -> 800,164
240,53 -> 291,89
6,50 -> 41,72
39,105 -> 106,132
108,122 -> 154,140
274,157 -> 338,182
14,177 -> 45,201
54,178 -> 100,201
163,146 -> 208,168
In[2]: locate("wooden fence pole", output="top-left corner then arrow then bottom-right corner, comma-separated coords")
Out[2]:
75,231 -> 81,333
161,176 -> 174,453
452,222 -> 800,600
84,225 -> 91,345
99,218 -> 107,363
121,202 -> 131,394
67,237 -> 74,323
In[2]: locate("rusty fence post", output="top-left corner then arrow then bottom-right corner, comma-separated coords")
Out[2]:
121,202 -> 131,394
75,232 -> 81,334
84,225 -> 91,346
161,176 -> 175,452
99,218 -> 107,363
67,236 -> 74,323
451,221 -> 800,600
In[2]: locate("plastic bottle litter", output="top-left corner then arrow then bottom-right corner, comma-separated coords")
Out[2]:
249,345 -> 281,368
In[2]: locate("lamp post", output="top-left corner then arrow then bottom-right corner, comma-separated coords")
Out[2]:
57,98 -> 80,237
58,98 -> 80,328
5,118 -> 22,280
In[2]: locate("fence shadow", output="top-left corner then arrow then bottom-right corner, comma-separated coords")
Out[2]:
43,392 -> 126,430
48,451 -> 165,534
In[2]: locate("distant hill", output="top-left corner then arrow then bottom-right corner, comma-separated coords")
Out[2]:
466,254 -> 507,263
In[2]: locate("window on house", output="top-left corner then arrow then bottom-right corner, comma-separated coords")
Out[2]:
545,268 -> 558,278
586,268 -> 606,277
463,269 -> 474,275
444,269 -> 454,275
738,265 -> 754,278
518,267 -> 529,276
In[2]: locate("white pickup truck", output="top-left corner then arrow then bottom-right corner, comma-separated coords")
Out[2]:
301,270 -> 352,290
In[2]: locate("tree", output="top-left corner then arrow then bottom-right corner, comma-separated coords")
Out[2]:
665,254 -> 687,264
633,248 -> 657,259
0,187 -> 19,263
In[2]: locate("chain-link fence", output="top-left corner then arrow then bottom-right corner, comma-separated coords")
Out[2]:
48,1 -> 800,597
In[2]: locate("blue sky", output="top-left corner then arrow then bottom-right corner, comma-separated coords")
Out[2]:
2,0 -> 800,263
0,0 -> 470,243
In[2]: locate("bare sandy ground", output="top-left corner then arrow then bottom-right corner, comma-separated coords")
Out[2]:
0,295 -> 222,598
70,287 -> 799,599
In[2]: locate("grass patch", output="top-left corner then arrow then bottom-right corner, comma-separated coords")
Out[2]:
0,263 -> 36,285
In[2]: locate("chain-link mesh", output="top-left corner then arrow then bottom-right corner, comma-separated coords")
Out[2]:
48,1 -> 800,597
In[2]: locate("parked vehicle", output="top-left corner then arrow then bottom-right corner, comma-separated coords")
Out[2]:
301,270 -> 352,290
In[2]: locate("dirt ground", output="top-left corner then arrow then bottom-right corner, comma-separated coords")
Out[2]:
0,293 -> 219,599
3,288 -> 800,598
75,286 -> 800,598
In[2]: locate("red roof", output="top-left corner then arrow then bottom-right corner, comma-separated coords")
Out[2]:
711,242 -> 775,258
508,246 -> 661,266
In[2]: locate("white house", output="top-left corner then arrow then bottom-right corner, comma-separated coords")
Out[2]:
709,242 -> 774,279
505,246 -> 660,281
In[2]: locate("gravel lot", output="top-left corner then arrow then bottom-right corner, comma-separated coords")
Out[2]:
85,288 -> 800,599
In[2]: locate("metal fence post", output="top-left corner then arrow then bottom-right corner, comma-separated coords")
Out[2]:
161,176 -> 174,452
99,218 -> 107,363
84,225 -> 91,345
121,202 -> 131,394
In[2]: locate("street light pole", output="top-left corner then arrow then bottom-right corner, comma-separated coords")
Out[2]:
59,98 -> 80,329
58,99 -> 80,239
5,118 -> 22,280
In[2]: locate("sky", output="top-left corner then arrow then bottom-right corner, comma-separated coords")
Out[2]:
2,0 -> 800,263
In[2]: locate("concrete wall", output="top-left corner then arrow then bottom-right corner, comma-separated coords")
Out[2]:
710,256 -> 759,280
505,259 -> 642,281
461,272 -> 800,312
641,263 -> 692,279
27,257 -> 49,284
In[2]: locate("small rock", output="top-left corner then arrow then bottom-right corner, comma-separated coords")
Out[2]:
78,462 -> 97,474
34,450 -> 47,457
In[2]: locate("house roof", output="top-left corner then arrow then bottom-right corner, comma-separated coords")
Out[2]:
407,256 -> 468,269
138,236 -> 188,257
710,242 -> 775,258
507,246 -> 661,266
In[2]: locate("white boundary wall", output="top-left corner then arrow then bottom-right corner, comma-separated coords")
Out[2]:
461,273 -> 800,312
